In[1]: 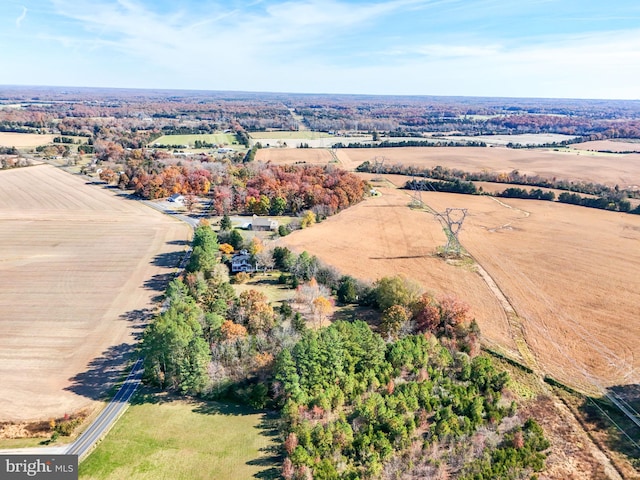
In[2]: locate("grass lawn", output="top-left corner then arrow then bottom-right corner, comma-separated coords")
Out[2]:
232,272 -> 295,306
0,437 -> 54,449
79,389 -> 280,480
151,134 -> 238,147
249,131 -> 334,140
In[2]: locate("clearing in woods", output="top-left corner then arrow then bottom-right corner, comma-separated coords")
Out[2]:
0,164 -> 191,422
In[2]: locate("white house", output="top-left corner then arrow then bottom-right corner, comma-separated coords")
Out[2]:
168,193 -> 185,204
231,250 -> 254,273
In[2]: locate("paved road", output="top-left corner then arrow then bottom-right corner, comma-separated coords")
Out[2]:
65,358 -> 144,460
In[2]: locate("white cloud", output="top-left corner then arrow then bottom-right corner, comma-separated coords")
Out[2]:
15,6 -> 27,28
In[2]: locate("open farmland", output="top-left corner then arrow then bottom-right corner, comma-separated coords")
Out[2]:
438,133 -> 577,146
255,147 -> 336,165
0,165 -> 191,422
250,131 -> 334,140
283,185 -> 640,393
151,133 -> 238,147
573,139 -> 640,153
333,146 -> 640,189
251,132 -> 374,148
281,186 -> 519,358
0,132 -> 56,148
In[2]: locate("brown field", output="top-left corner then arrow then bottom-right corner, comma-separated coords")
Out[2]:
255,148 -> 335,165
0,132 -> 56,148
255,145 -> 640,189
281,186 -> 519,358
573,139 -> 640,153
333,147 -> 640,189
0,165 -> 191,422
282,184 -> 640,393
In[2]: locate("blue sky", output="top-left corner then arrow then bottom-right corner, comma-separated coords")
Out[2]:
1,0 -> 639,99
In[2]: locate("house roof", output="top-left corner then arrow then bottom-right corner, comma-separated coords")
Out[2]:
252,215 -> 277,227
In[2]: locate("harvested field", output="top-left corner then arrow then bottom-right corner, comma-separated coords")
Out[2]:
439,133 -> 577,146
420,192 -> 640,391
255,147 -> 335,165
0,132 -> 55,148
283,184 -> 640,393
333,146 -> 640,189
573,139 -> 640,153
151,133 -> 238,147
249,131 -> 334,140
0,165 -> 191,422
281,186 -> 519,358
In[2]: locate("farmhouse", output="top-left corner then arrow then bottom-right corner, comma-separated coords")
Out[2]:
251,215 -> 278,231
168,193 -> 185,204
231,249 -> 254,272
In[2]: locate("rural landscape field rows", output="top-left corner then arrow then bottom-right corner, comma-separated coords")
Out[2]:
0,165 -> 191,422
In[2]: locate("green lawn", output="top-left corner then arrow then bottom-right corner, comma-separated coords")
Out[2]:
0,437 -> 54,449
151,134 -> 239,147
249,131 -> 334,140
79,390 -> 279,480
232,272 -> 295,305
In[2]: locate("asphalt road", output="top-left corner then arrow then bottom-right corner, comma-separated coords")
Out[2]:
65,358 -> 144,460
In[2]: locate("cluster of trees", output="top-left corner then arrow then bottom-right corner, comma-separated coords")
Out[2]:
1,156 -> 33,169
35,144 -> 70,157
53,136 -> 78,144
498,187 -> 556,201
557,192 -> 632,212
405,178 -> 478,195
95,146 -> 366,217
274,320 -> 543,479
141,223 -> 300,404
210,164 -> 367,216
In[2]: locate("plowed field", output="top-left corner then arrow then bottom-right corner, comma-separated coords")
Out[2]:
0,165 -> 191,421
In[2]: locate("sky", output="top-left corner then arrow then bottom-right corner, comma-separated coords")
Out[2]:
1,0 -> 640,99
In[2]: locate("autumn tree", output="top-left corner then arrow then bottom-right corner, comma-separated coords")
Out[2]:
300,210 -> 316,229
249,236 -> 264,256
233,289 -> 276,334
219,320 -> 248,341
413,293 -> 441,333
219,243 -> 234,255
380,305 -> 410,340
311,296 -> 333,327
373,275 -> 421,311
